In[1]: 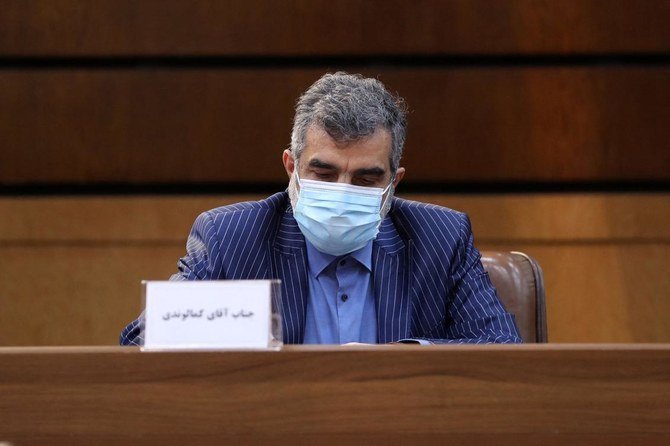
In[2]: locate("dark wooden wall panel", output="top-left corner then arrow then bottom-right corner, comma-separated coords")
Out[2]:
1,0 -> 669,56
1,67 -> 668,184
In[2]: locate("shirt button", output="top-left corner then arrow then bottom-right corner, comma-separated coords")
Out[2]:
341,294 -> 349,302
339,259 -> 346,266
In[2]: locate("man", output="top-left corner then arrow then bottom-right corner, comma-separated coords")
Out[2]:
120,72 -> 521,345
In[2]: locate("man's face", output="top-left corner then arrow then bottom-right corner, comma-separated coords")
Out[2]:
283,125 -> 405,189
283,125 -> 406,217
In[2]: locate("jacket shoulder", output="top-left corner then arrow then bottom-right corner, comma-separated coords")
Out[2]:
193,192 -> 288,243
390,196 -> 470,244
206,191 -> 287,218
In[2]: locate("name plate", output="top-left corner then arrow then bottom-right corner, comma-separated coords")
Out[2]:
142,280 -> 282,350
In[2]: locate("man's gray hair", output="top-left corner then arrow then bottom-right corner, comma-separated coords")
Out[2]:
290,72 -> 407,173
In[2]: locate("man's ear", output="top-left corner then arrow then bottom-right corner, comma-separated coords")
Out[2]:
393,167 -> 405,188
282,149 -> 295,178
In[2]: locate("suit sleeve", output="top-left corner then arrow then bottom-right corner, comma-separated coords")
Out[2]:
413,213 -> 522,344
171,211 -> 224,281
118,211 -> 222,345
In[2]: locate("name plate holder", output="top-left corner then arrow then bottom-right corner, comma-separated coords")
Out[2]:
141,280 -> 282,351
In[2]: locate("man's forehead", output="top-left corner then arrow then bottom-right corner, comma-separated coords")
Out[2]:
302,125 -> 392,167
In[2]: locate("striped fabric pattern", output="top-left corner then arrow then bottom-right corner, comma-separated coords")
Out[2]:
120,192 -> 521,345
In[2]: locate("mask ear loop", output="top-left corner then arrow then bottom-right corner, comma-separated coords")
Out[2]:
379,174 -> 396,214
293,160 -> 302,194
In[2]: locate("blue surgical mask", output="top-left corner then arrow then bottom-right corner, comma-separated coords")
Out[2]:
293,171 -> 393,256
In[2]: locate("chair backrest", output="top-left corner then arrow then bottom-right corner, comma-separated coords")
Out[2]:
480,251 -> 547,343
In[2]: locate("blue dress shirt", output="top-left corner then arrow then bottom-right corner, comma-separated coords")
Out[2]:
302,239 -> 378,344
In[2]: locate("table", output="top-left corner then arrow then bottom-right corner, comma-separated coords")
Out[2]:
1,344 -> 669,445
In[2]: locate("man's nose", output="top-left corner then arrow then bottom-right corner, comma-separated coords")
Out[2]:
334,173 -> 354,184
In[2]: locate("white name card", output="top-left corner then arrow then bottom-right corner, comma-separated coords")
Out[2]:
142,280 -> 281,350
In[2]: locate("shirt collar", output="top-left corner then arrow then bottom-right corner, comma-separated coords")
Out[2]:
305,239 -> 373,277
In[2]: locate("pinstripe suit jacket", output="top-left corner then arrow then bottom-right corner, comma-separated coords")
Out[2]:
120,192 -> 521,345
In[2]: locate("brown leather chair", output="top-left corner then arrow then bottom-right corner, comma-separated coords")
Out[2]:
481,251 -> 548,343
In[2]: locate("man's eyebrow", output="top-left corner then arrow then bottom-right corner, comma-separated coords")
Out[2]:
354,167 -> 386,177
308,159 -> 338,170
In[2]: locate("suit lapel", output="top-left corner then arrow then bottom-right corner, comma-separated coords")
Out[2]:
271,208 -> 309,344
373,216 -> 412,343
